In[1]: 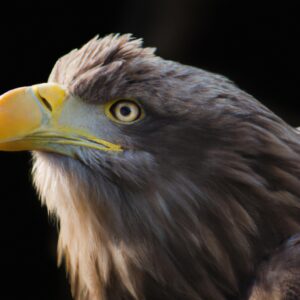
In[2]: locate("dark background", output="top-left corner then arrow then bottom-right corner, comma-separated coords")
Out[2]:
0,1 -> 299,299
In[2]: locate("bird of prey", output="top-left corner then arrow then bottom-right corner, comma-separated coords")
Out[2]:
0,34 -> 300,300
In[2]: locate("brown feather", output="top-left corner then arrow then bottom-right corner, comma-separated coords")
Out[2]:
248,234 -> 300,300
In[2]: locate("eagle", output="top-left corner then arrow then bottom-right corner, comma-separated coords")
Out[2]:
0,34 -> 300,300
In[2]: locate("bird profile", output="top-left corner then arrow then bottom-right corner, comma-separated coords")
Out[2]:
0,34 -> 300,300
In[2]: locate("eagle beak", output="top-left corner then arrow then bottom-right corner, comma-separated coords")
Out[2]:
0,83 -> 122,155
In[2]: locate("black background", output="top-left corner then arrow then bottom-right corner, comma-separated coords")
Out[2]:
0,1 -> 299,299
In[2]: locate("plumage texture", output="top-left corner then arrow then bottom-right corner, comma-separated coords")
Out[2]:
248,233 -> 300,300
32,34 -> 300,300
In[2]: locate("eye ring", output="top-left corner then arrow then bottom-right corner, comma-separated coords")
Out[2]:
105,99 -> 144,123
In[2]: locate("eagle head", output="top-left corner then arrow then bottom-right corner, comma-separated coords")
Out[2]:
1,34 -> 300,300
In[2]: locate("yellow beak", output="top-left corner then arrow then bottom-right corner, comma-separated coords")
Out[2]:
0,83 -> 122,155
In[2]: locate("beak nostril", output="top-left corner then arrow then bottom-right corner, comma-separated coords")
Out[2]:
33,83 -> 66,111
40,96 -> 53,112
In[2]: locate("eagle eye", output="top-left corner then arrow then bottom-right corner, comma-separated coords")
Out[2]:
105,99 -> 143,123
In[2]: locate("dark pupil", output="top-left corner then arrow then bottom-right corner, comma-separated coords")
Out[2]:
120,106 -> 131,116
